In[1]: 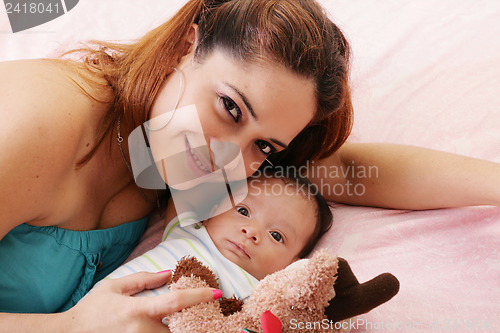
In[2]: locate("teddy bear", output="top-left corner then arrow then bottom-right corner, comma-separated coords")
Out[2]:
166,249 -> 399,332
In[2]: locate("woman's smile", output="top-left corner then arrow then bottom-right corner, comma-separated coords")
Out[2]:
184,134 -> 212,177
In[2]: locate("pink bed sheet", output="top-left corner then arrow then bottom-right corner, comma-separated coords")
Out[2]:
320,1 -> 500,332
2,1 -> 499,332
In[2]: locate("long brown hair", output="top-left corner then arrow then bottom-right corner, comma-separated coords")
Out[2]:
69,0 -> 353,167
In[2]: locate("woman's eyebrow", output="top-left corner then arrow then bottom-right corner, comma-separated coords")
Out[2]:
271,139 -> 288,149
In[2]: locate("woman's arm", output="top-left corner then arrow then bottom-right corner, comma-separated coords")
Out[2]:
0,312 -> 68,333
0,271 -> 219,333
309,143 -> 500,209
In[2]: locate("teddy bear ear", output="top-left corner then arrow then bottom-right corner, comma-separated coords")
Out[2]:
171,256 -> 219,289
326,257 -> 400,322
219,296 -> 244,316
282,250 -> 338,306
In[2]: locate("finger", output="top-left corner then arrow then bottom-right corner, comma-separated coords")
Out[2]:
139,287 -> 220,320
134,320 -> 173,333
109,271 -> 173,296
116,317 -> 173,333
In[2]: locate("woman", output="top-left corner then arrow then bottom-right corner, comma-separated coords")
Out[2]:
0,0 -> 498,331
1,0 -> 351,327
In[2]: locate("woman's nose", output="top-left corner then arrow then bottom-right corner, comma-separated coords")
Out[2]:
207,137 -> 263,177
241,225 -> 260,243
208,139 -> 241,168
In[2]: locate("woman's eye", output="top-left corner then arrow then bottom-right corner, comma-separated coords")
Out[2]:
237,207 -> 249,216
221,96 -> 242,123
255,140 -> 275,155
270,231 -> 283,243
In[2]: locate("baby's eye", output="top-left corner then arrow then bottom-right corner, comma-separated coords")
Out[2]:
237,207 -> 249,216
270,231 -> 283,243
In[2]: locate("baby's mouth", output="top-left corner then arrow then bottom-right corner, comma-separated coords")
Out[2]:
229,241 -> 250,258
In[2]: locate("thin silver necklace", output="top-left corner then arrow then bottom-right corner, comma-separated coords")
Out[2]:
116,119 -> 161,210
115,67 -> 182,210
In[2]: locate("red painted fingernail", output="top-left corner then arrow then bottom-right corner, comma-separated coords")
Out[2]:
212,289 -> 223,299
157,270 -> 171,274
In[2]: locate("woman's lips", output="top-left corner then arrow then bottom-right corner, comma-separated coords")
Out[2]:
229,241 -> 250,258
185,135 -> 212,176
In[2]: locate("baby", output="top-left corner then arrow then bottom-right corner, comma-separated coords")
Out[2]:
103,170 -> 333,300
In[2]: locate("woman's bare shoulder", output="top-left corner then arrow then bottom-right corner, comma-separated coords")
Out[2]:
0,59 -> 98,161
0,59 -> 101,239
1,58 -> 97,108
1,59 -> 96,117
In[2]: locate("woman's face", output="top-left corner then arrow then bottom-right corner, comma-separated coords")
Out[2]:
149,49 -> 316,185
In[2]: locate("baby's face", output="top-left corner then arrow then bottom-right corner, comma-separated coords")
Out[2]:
204,178 -> 316,280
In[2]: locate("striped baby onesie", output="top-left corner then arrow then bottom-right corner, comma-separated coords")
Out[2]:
102,212 -> 259,300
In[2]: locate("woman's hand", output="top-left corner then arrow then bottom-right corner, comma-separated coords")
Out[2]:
62,271 -> 220,333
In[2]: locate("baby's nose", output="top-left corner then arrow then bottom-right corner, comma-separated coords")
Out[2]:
241,226 -> 259,243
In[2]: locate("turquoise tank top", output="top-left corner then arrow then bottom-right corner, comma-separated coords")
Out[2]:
0,218 -> 147,313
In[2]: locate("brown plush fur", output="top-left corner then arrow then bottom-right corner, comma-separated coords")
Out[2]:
167,249 -> 344,333
171,256 -> 219,289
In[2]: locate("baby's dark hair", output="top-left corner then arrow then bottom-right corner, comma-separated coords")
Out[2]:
250,167 -> 333,258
